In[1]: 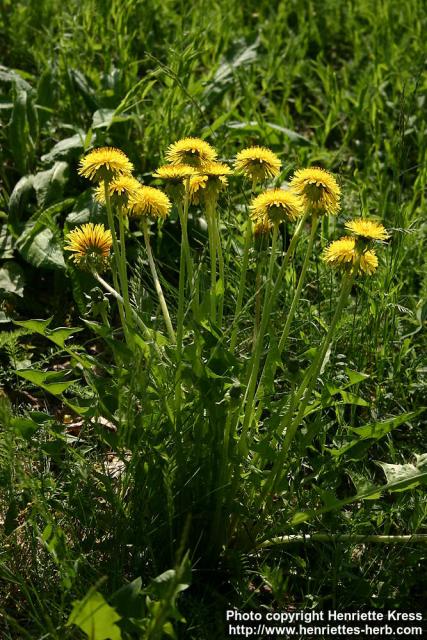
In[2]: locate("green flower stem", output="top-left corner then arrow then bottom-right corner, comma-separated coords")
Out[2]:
117,207 -> 134,325
174,213 -> 187,421
253,238 -> 266,343
277,214 -> 319,355
215,210 -> 225,326
206,200 -> 218,323
238,224 -> 279,456
142,219 -> 176,343
251,210 -> 311,418
254,215 -> 319,416
230,218 -> 252,352
259,268 -> 356,505
180,179 -> 195,302
104,180 -> 130,342
92,270 -> 151,341
258,534 -> 427,549
209,406 -> 238,552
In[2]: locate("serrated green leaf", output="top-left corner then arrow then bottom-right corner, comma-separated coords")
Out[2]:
67,589 -> 122,640
16,369 -> 77,395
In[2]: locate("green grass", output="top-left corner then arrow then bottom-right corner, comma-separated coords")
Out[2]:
1,1 -> 427,638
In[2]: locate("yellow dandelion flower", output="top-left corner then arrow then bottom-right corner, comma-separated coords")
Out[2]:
165,137 -> 217,167
153,164 -> 196,181
64,223 -> 112,272
290,167 -> 340,215
199,161 -> 232,177
128,185 -> 172,219
234,146 -> 281,182
188,174 -> 208,205
253,219 -> 273,237
94,175 -> 142,208
188,173 -> 228,206
250,189 -> 303,226
323,236 -> 378,275
78,147 -> 133,182
344,218 -> 389,241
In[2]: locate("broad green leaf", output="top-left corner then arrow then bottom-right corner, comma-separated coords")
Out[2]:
16,369 -> 77,395
33,161 -> 69,208
17,226 -> 65,270
41,132 -> 85,163
10,416 -> 40,439
0,225 -> 14,259
0,262 -> 25,297
47,326 -> 83,347
291,452 -> 427,525
350,409 -> 423,439
8,174 -> 35,228
329,410 -> 424,458
67,589 -> 122,640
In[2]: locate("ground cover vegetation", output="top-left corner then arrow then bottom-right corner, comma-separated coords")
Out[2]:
0,0 -> 426,638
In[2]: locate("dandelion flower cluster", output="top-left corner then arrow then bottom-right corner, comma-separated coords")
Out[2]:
128,185 -> 172,219
95,175 -> 142,208
187,163 -> 230,206
78,147 -> 133,182
166,137 -> 217,167
64,223 -> 113,272
250,189 -> 303,226
290,167 -> 340,215
323,237 -> 378,275
153,164 -> 196,181
345,218 -> 389,242
234,146 -> 281,182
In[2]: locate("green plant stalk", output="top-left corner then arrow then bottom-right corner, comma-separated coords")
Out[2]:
254,214 -> 319,413
174,216 -> 187,422
230,218 -> 252,351
142,219 -> 176,343
91,270 -> 155,352
258,534 -> 427,548
259,268 -> 356,504
238,224 -> 279,456
206,200 -> 218,323
104,180 -> 130,341
278,214 -> 319,355
180,179 -> 195,304
253,237 -> 266,343
117,205 -> 134,327
214,209 -> 225,326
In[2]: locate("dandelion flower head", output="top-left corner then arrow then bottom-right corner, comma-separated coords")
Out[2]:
64,223 -> 112,272
234,146 -> 281,182
166,137 -> 217,167
78,147 -> 133,182
128,185 -> 172,220
323,236 -> 378,275
345,218 -> 389,242
290,167 -> 340,215
250,189 -> 303,226
94,175 -> 142,208
153,164 -> 197,181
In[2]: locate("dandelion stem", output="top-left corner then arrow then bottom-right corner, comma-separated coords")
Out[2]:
259,268 -> 356,504
91,270 -> 151,340
277,214 -> 319,355
142,219 -> 176,343
230,218 -> 252,352
104,179 -> 130,341
117,206 -> 134,327
206,200 -> 218,322
238,224 -> 279,456
258,534 -> 427,548
215,209 -> 225,326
